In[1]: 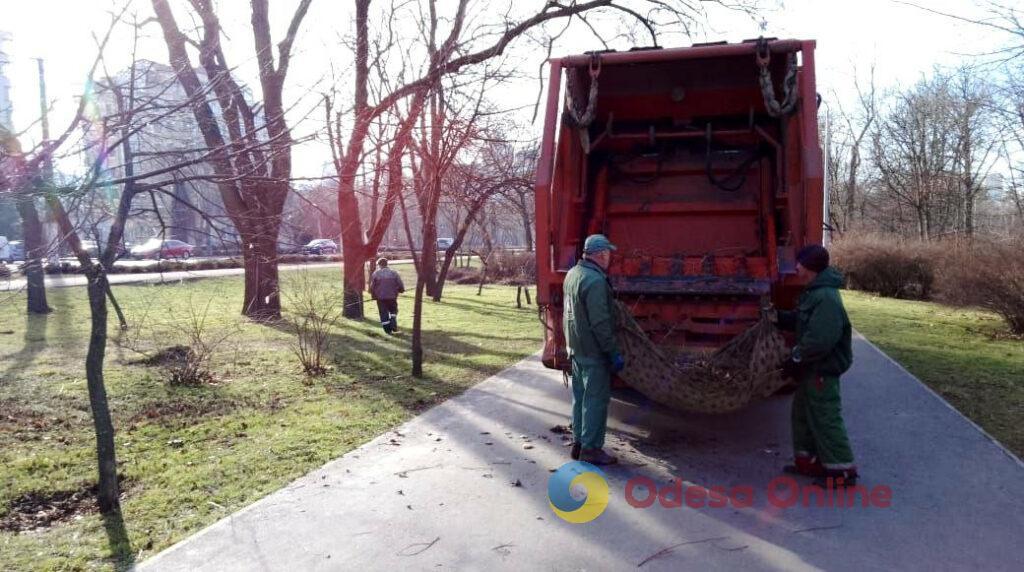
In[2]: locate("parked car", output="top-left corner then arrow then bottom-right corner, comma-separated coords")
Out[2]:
7,240 -> 24,262
77,240 -> 129,259
130,238 -> 194,260
437,237 -> 454,252
0,236 -> 11,263
301,239 -> 339,256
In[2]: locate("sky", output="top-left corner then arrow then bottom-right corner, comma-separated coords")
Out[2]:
0,0 -> 1017,179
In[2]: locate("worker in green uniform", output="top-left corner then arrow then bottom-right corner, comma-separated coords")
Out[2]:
563,234 -> 625,466
777,244 -> 858,487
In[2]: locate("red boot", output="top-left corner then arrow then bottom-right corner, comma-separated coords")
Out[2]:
783,455 -> 825,477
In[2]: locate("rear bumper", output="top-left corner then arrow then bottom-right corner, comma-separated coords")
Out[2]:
610,276 -> 770,296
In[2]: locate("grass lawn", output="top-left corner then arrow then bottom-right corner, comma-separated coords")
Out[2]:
843,291 -> 1024,458
0,266 -> 541,571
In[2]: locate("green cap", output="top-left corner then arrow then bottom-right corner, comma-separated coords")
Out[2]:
583,234 -> 616,254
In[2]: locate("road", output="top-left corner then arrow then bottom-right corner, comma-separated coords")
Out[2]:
138,336 -> 1024,571
0,259 -> 414,292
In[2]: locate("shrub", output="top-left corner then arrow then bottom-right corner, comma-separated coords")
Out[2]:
283,272 -> 342,377
163,299 -> 235,386
446,267 -> 482,285
279,254 -> 342,265
938,239 -> 1024,335
445,250 -> 536,286
115,298 -> 234,385
831,235 -> 940,300
485,250 -> 536,285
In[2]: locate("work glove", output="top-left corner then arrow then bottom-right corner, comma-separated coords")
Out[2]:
611,353 -> 626,373
781,348 -> 803,379
781,358 -> 800,380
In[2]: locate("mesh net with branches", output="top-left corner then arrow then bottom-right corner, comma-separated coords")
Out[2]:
614,301 -> 791,414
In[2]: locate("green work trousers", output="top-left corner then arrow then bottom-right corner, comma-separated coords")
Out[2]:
570,356 -> 612,450
791,372 -> 855,469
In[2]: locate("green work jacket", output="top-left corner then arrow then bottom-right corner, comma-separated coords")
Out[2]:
781,266 -> 854,376
563,259 -> 621,365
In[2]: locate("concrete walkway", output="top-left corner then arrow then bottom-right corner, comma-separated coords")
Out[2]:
139,335 -> 1024,571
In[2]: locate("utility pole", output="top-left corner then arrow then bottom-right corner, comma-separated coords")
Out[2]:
5,48 -> 53,314
37,58 -> 54,184
0,31 -> 13,130
35,57 -> 60,268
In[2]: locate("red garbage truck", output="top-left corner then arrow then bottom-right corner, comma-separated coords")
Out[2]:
535,38 -> 824,370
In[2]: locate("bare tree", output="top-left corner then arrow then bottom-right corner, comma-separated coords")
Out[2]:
894,1 -> 1024,63
872,74 -> 958,240
6,12 -> 250,522
0,131 -> 51,313
949,67 -> 999,236
498,146 -> 538,251
0,7 -> 134,522
434,139 -> 533,296
330,0 -> 753,319
842,67 -> 878,230
151,0 -> 314,320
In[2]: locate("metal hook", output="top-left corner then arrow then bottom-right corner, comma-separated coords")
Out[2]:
755,36 -> 771,68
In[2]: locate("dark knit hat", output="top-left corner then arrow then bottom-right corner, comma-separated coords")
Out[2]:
796,244 -> 829,273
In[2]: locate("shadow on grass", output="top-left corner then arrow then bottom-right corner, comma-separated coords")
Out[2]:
0,311 -> 49,384
259,317 -> 533,415
425,297 -> 532,317
104,509 -> 134,571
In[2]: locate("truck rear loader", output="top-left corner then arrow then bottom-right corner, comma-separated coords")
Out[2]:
534,38 -> 825,405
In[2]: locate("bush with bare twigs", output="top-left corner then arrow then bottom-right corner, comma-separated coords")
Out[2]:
284,272 -> 342,377
116,298 -> 235,386
937,239 -> 1024,335
831,234 -> 941,300
166,300 -> 236,386
447,250 -> 535,286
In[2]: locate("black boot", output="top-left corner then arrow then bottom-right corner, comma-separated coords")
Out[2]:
813,467 -> 859,488
580,448 -> 618,466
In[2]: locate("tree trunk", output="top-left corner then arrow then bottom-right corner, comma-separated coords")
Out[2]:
342,251 -> 366,319
433,199 -> 487,302
964,192 -> 975,237
241,233 -> 281,320
399,191 -> 420,276
15,194 -> 50,314
477,258 -> 487,296
105,282 -> 128,330
517,195 -> 533,251
411,276 -> 426,377
337,166 -> 368,320
85,269 -> 121,515
421,219 -> 439,299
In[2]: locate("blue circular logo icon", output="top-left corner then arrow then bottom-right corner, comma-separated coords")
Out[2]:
548,461 -> 609,523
